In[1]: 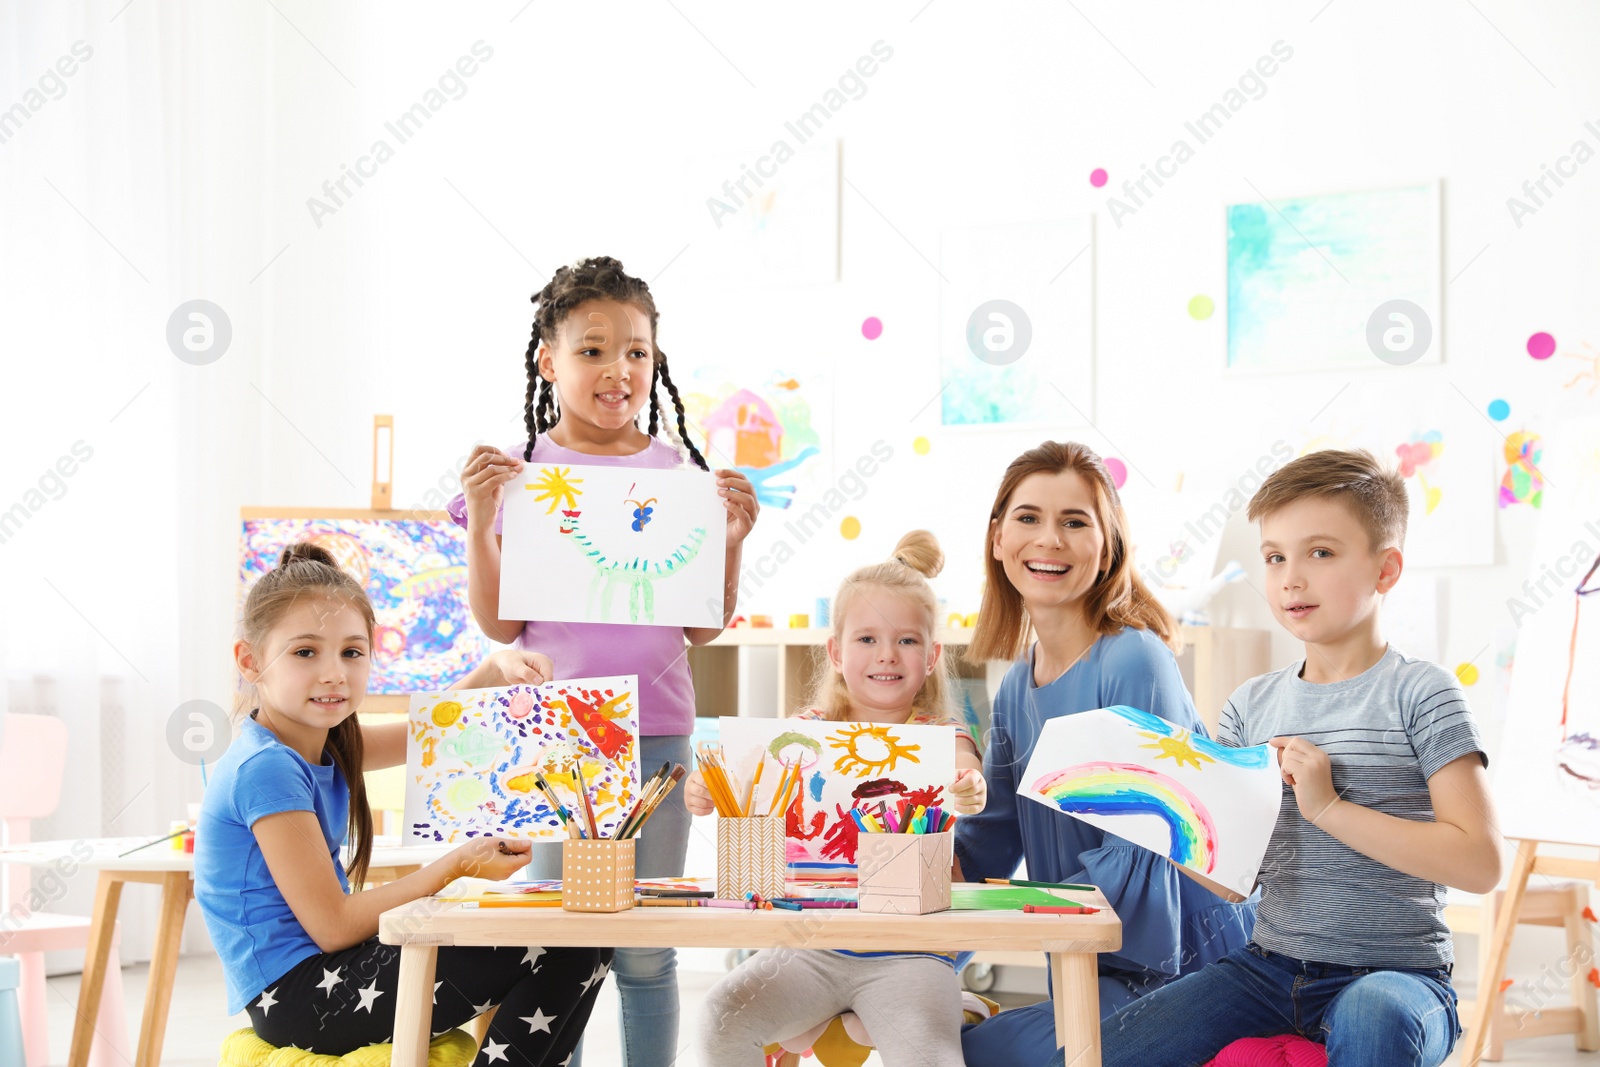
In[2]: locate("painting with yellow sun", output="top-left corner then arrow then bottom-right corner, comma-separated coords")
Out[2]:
721,717 -> 958,871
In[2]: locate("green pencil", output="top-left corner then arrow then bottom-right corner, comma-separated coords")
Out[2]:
984,877 -> 1097,892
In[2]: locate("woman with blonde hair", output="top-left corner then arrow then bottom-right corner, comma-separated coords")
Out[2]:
953,442 -> 1256,1065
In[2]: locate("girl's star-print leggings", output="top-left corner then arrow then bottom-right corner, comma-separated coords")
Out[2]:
245,938 -> 613,1066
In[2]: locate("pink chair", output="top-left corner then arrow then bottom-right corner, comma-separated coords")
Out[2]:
0,712 -> 130,1067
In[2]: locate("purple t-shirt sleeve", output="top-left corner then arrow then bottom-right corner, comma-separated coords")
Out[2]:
446,491 -> 505,536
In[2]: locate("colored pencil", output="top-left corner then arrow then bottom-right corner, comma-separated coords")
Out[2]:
639,898 -> 700,907
1023,904 -> 1100,915
985,878 -> 1097,892
742,757 -> 764,817
118,828 -> 188,857
701,899 -> 762,909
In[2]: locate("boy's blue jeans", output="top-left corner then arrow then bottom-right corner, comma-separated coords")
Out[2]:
1055,941 -> 1460,1067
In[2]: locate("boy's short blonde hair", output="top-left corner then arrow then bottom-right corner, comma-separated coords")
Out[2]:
1246,448 -> 1409,552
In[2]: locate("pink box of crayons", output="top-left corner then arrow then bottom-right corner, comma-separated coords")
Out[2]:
562,839 -> 636,912
856,831 -> 953,915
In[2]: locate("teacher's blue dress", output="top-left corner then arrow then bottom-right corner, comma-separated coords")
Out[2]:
955,626 -> 1258,1066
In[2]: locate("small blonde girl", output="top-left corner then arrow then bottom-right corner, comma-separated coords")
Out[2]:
688,531 -> 985,1067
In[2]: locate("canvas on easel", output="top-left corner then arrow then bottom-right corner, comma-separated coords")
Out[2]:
1463,418 -> 1600,1067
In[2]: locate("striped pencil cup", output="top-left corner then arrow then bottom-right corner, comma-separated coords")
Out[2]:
562,839 -> 636,912
716,816 -> 786,900
856,831 -> 952,915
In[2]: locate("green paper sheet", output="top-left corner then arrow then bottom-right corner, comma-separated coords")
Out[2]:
949,886 -> 1090,910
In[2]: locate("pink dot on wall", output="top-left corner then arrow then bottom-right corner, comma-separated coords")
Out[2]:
861,317 -> 883,340
1527,332 -> 1556,360
1105,457 -> 1128,489
1089,168 -> 1108,188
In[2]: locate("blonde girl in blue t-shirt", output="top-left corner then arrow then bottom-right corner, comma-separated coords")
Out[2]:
194,543 -> 610,1064
451,255 -> 760,1066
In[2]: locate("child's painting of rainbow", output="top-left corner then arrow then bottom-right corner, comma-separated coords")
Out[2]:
720,717 -> 957,881
1020,706 -> 1280,901
499,463 -> 727,628
239,517 -> 488,695
403,678 -> 641,843
1032,762 -> 1218,872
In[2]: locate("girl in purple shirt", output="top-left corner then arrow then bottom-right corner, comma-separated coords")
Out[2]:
450,256 -> 759,1066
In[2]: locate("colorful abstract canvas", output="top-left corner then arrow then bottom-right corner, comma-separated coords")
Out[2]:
239,517 -> 489,695
1020,706 -> 1280,901
403,678 -> 641,843
499,463 -> 728,628
1226,183 -> 1441,371
938,218 -> 1094,426
720,718 -> 958,878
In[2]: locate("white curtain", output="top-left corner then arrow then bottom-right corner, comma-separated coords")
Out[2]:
1,1 -> 277,963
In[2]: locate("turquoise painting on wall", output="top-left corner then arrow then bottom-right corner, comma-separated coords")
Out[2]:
1226,183 -> 1440,371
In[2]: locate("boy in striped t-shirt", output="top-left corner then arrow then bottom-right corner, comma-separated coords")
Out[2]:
1092,449 -> 1503,1067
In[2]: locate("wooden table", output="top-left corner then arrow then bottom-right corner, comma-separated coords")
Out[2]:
379,884 -> 1123,1066
0,837 -> 450,1067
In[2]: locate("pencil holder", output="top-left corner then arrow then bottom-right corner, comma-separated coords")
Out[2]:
562,839 -> 636,912
856,831 -> 952,915
716,816 -> 786,900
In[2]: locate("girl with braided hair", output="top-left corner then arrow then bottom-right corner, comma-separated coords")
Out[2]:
448,256 -> 759,1066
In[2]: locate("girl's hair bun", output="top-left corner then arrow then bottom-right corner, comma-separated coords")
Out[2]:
890,530 -> 943,579
278,542 -> 338,570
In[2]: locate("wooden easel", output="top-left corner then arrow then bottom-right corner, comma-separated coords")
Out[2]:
1461,839 -> 1600,1065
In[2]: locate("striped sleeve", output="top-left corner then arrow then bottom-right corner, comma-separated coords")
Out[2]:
1404,668 -> 1488,777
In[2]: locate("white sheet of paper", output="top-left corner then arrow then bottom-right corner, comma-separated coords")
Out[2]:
1496,419 -> 1600,846
500,462 -> 727,628
719,717 -> 958,875
403,677 -> 641,843
1019,706 -> 1281,901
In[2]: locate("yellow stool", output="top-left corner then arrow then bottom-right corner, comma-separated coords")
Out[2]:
218,1026 -> 477,1066
763,993 -> 1000,1067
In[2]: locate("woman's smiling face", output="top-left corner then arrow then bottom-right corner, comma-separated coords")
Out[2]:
990,470 -> 1107,613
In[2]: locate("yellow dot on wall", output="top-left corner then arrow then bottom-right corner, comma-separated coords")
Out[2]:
913,436 -> 931,455
840,516 -> 862,540
1455,663 -> 1480,686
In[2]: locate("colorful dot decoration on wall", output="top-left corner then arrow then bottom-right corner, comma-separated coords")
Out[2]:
1104,457 -> 1128,489
1187,295 -> 1214,321
861,317 -> 883,340
840,516 -> 862,540
912,436 -> 931,455
1090,168 -> 1108,188
1527,332 -> 1556,360
1487,398 -> 1510,421
1455,663 -> 1480,686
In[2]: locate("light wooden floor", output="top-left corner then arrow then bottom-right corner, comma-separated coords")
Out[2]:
42,954 -> 1600,1066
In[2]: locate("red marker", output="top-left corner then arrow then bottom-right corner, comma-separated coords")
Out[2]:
1023,904 -> 1100,915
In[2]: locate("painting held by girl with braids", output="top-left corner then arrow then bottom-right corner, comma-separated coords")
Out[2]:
448,256 -> 759,1067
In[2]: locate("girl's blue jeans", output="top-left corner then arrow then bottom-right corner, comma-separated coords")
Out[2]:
1058,941 -> 1460,1067
524,733 -> 693,1067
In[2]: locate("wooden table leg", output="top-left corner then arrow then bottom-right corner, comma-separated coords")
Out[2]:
1462,839 -> 1537,1067
68,871 -> 124,1067
134,872 -> 192,1067
392,944 -> 439,1067
1050,951 -> 1102,1067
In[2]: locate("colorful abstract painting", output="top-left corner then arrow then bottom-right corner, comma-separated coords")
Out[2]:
680,371 -> 826,510
1501,431 -> 1545,508
1019,706 -> 1279,901
499,463 -> 728,628
403,678 -> 641,843
720,717 -> 957,879
938,218 -> 1094,426
1226,183 -> 1441,371
239,517 -> 489,695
